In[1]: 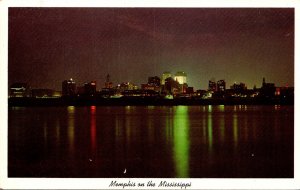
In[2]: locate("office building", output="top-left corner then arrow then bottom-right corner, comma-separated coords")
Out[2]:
9,82 -> 31,97
174,71 -> 187,85
260,77 -> 275,98
217,80 -> 226,92
161,72 -> 172,85
84,81 -> 97,96
148,76 -> 161,87
208,80 -> 217,92
165,77 -> 180,95
62,78 -> 76,97
105,74 -> 113,89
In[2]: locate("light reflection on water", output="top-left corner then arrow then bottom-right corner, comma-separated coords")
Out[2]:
8,105 -> 294,178
233,113 -> 238,146
173,106 -> 190,178
90,106 -> 97,153
67,106 -> 75,156
207,111 -> 213,152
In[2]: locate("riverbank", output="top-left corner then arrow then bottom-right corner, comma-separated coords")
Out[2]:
8,96 -> 294,106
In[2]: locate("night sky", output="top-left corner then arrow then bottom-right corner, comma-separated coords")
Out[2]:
8,8 -> 294,91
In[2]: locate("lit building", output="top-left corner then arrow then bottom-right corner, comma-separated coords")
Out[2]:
62,78 -> 76,97
186,87 -> 194,95
165,77 -> 180,95
105,74 -> 113,89
230,82 -> 247,91
9,82 -> 31,97
31,89 -> 55,98
217,80 -> 226,92
276,86 -> 294,100
173,71 -> 188,94
141,76 -> 161,92
229,82 -> 247,97
174,71 -> 187,85
84,81 -> 97,96
161,72 -> 172,85
148,76 -> 161,87
260,77 -> 276,98
208,80 -> 217,92
141,84 -> 161,92
118,82 -> 138,92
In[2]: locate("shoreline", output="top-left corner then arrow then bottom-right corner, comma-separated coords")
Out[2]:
8,97 -> 294,107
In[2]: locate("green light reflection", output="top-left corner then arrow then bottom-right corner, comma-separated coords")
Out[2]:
202,115 -> 207,144
220,114 -> 225,142
173,106 -> 190,178
207,113 -> 213,151
218,105 -> 225,112
165,107 -> 173,143
208,105 -> 212,113
218,105 -> 225,142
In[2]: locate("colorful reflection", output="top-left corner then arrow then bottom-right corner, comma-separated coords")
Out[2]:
207,112 -> 213,151
165,107 -> 173,143
219,114 -> 225,142
90,105 -> 96,114
218,105 -> 225,112
208,105 -> 212,113
202,114 -> 207,144
233,113 -> 238,146
90,106 -> 97,151
275,105 -> 281,110
218,105 -> 225,142
67,106 -> 75,155
173,106 -> 190,177
67,105 -> 75,114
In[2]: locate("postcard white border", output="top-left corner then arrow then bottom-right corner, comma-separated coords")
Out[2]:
1,0 -> 299,189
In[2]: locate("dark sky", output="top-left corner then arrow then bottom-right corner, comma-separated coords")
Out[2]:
8,8 -> 294,91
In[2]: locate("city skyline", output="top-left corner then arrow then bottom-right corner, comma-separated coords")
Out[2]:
8,72 -> 288,92
9,8 -> 294,91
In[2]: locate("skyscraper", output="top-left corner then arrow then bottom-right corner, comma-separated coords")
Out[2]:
208,80 -> 217,92
217,80 -> 226,92
62,78 -> 76,97
174,71 -> 187,85
161,72 -> 172,85
105,74 -> 113,89
84,81 -> 97,96
148,76 -> 161,87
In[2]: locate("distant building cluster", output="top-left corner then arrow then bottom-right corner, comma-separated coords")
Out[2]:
9,72 -> 294,101
9,82 -> 61,98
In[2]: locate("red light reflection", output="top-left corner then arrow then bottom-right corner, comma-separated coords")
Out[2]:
90,106 -> 96,151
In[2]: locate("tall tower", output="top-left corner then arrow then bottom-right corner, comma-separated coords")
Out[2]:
174,71 -> 187,85
208,80 -> 216,92
174,71 -> 187,93
217,80 -> 226,92
161,72 -> 172,85
105,74 -> 113,88
262,77 -> 266,87
62,78 -> 76,97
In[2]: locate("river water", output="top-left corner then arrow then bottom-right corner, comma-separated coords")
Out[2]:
8,105 -> 293,178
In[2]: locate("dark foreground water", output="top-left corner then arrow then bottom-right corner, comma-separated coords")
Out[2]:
8,105 -> 293,178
